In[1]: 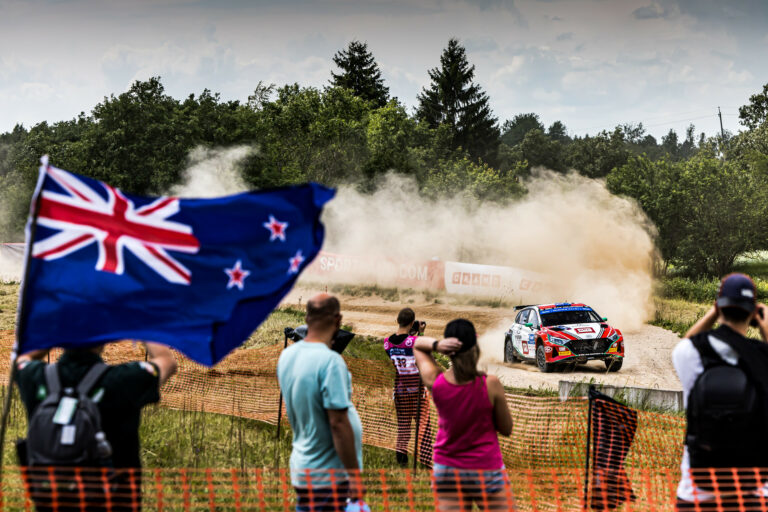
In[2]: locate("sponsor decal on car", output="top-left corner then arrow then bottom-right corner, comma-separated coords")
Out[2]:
575,327 -> 595,334
528,334 -> 535,342
544,346 -> 553,353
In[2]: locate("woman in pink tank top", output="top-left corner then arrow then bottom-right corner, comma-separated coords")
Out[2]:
414,319 -> 514,511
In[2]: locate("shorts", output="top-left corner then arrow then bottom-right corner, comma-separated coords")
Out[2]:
295,481 -> 349,512
432,463 -> 509,497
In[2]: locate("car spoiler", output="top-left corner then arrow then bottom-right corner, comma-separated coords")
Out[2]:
514,305 -> 535,311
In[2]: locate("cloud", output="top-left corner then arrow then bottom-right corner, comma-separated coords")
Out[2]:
464,36 -> 499,53
556,32 -> 573,41
632,2 -> 671,19
491,55 -> 526,82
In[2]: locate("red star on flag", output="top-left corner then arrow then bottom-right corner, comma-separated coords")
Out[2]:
288,250 -> 305,275
263,215 -> 288,242
225,260 -> 251,290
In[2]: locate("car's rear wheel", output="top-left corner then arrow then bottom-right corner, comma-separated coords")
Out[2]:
604,358 -> 623,372
504,336 -> 518,363
536,344 -> 554,373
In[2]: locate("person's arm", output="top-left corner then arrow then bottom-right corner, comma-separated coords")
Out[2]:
486,375 -> 513,436
16,348 -> 50,365
327,408 -> 364,499
684,305 -> 718,339
413,336 -> 462,390
145,343 -> 177,386
755,303 -> 768,342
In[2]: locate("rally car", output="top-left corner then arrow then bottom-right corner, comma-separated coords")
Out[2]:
503,302 -> 624,372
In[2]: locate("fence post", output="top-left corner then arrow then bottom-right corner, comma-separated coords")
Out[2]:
274,333 -> 290,467
582,387 -> 594,510
412,380 -> 424,470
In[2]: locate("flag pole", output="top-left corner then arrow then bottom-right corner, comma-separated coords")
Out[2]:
274,331 -> 290,467
0,156 -> 47,487
582,385 -> 595,511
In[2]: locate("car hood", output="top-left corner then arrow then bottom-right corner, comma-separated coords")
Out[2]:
544,323 -> 610,340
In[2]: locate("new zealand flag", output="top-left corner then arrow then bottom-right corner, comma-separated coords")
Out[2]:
16,157 -> 334,366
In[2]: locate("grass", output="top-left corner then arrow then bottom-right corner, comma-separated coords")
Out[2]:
0,282 -> 19,330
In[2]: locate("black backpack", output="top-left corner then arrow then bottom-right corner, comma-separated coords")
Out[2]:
24,362 -> 112,467
686,333 -> 767,490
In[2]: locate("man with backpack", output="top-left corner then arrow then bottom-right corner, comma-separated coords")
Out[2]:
673,273 -> 768,510
14,342 -> 177,511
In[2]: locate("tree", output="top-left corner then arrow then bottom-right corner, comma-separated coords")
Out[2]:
417,38 -> 500,165
547,121 -> 570,144
739,83 -> 768,130
519,129 -> 566,172
331,40 -> 389,108
501,113 -> 544,147
84,77 -> 193,194
608,155 -> 768,276
565,129 -> 629,178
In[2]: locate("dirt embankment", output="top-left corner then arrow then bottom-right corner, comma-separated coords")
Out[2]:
282,286 -> 684,392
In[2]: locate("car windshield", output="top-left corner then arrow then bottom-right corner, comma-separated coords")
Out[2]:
540,309 -> 602,326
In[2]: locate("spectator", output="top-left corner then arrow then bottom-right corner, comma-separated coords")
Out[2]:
383,307 -> 431,467
15,342 -> 177,511
277,293 -> 364,511
672,273 -> 768,510
413,319 -> 514,511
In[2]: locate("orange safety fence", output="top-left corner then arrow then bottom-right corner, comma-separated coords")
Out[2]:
0,331 -> 686,472
3,467 -> 768,510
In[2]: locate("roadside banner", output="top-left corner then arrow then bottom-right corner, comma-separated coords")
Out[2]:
443,260 -> 547,299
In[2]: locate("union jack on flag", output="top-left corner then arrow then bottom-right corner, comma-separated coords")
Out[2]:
34,164 -> 200,284
17,157 -> 335,366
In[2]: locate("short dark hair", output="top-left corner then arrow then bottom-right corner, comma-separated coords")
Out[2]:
397,308 -> 416,327
721,306 -> 750,323
306,295 -> 341,329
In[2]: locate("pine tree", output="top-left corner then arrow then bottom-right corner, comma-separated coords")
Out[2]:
330,40 -> 389,107
417,38 -> 500,165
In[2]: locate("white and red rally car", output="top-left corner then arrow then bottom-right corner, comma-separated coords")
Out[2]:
503,302 -> 624,372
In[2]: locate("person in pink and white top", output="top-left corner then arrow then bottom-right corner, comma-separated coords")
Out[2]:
413,319 -> 514,511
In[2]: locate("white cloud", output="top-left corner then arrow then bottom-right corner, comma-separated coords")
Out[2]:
491,55 -> 525,82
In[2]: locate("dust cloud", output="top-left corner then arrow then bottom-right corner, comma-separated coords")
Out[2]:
171,146 -> 252,198
323,171 -> 657,333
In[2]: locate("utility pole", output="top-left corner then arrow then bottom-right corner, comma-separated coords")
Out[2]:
718,106 -> 726,140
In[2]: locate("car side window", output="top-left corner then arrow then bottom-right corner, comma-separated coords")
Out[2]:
516,310 -> 529,324
529,310 -> 540,328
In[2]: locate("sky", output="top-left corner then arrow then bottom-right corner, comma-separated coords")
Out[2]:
0,0 -> 766,140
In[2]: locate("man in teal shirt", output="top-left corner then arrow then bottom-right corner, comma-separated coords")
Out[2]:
277,293 -> 363,511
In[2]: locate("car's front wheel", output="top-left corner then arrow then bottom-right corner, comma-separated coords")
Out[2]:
536,344 -> 554,373
604,358 -> 623,372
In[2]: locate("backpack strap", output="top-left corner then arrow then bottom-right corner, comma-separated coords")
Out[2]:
75,362 -> 109,399
43,364 -> 61,398
690,332 -> 726,370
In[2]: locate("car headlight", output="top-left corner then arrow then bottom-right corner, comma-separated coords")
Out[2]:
548,335 -> 568,345
609,333 -> 620,342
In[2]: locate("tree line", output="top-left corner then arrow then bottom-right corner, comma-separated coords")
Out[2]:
1,39 -> 767,276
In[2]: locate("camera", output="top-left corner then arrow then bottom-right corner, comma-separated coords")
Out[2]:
750,307 -> 765,328
409,320 -> 426,336
284,325 -> 355,354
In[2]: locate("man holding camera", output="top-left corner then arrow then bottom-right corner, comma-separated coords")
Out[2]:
672,273 -> 768,510
277,293 -> 364,511
383,307 -> 430,467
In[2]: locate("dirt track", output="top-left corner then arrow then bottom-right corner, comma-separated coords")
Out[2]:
283,286 -> 684,392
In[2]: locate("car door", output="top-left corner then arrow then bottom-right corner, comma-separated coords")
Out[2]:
525,309 -> 541,357
515,309 -> 531,357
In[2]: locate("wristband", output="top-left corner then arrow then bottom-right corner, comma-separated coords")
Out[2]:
432,340 -> 439,352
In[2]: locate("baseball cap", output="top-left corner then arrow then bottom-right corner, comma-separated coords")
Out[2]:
716,273 -> 757,313
444,318 -> 477,354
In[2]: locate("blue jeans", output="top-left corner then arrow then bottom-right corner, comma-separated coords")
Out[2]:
432,464 -> 514,509
294,481 -> 348,512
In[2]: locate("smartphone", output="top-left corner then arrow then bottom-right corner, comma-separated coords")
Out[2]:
751,307 -> 764,327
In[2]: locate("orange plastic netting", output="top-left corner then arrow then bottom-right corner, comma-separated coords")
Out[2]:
0,331 -> 698,510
